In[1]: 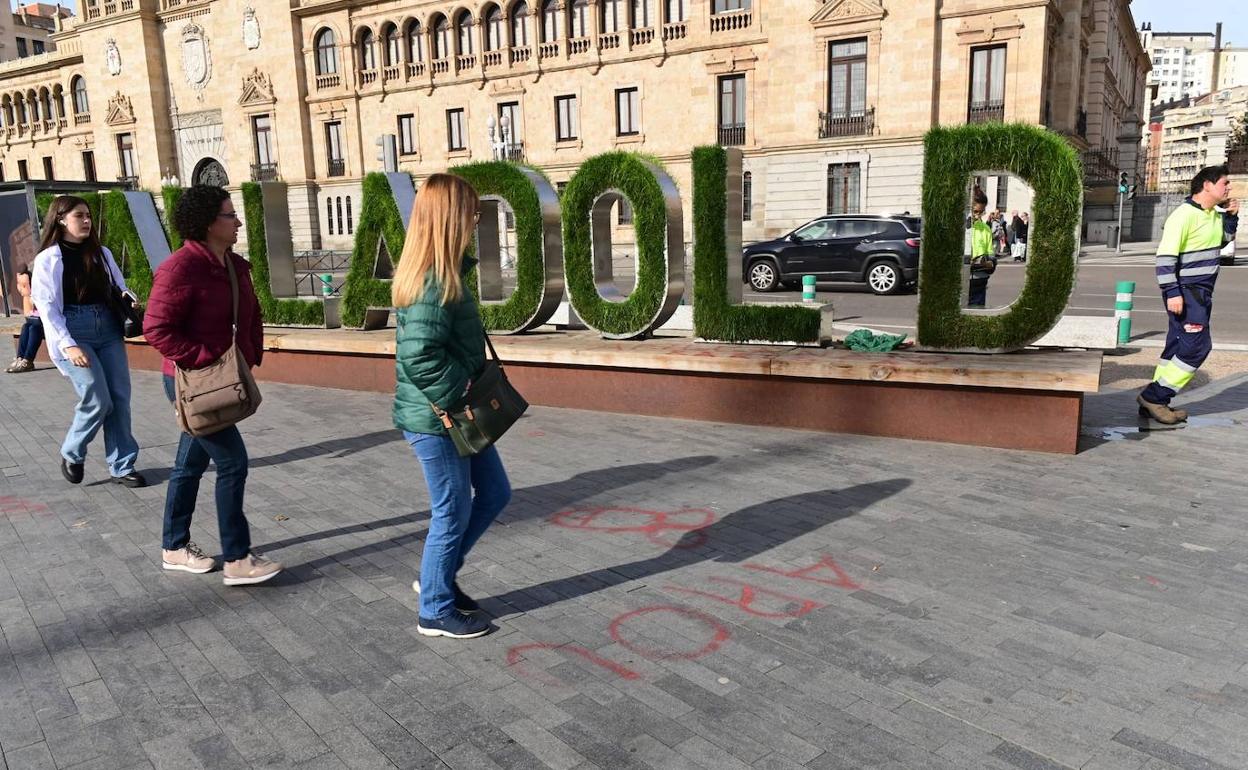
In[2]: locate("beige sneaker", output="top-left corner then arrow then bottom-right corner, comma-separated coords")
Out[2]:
162,542 -> 216,574
223,553 -> 283,586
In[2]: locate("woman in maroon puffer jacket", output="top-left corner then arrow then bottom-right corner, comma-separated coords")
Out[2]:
143,185 -> 282,587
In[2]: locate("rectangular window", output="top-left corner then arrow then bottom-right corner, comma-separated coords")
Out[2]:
632,0 -> 651,28
498,101 -> 521,143
826,163 -> 860,215
616,88 -> 640,136
742,170 -> 751,221
82,151 -> 95,182
447,108 -> 466,151
969,44 -> 1006,121
996,174 -> 1009,212
42,156 -> 52,180
827,38 -> 867,117
712,0 -> 748,12
15,38 -> 27,58
252,114 -> 275,167
555,95 -> 579,141
117,133 -> 136,178
325,121 -> 345,176
717,74 -> 746,145
556,181 -> 568,197
398,114 -> 417,154
603,0 -> 623,33
18,160 -> 28,181
617,198 -> 633,225
665,0 -> 685,22
33,40 -> 44,55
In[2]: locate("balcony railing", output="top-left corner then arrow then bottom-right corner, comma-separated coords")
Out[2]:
315,73 -> 341,90
406,61 -> 426,78
432,58 -> 450,74
967,100 -> 1005,123
710,10 -> 751,32
717,123 -> 745,146
511,46 -> 531,63
819,108 -> 874,138
569,37 -> 591,55
117,175 -> 138,186
359,69 -> 378,86
327,158 -> 345,177
251,162 -> 279,182
456,54 -> 476,70
504,141 -> 525,163
538,41 -> 560,59
382,64 -> 400,82
662,22 -> 686,40
1081,148 -> 1120,183
483,50 -> 504,68
630,28 -> 655,45
598,32 -> 621,50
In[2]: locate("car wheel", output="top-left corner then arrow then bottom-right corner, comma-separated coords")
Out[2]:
748,259 -> 780,292
867,261 -> 901,295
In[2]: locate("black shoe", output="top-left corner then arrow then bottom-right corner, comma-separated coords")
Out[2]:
61,459 -> 83,484
417,611 -> 491,639
411,579 -> 481,614
111,471 -> 147,488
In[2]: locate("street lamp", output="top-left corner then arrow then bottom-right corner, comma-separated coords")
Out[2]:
486,113 -> 512,161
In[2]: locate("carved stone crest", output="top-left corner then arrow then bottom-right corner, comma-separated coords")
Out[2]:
243,6 -> 261,50
105,38 -> 121,76
105,92 -> 136,126
181,21 -> 213,94
238,68 -> 276,107
809,0 -> 885,27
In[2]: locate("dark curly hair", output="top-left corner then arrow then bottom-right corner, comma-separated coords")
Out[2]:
173,185 -> 233,243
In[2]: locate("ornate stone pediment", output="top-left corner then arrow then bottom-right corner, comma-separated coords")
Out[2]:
238,68 -> 276,106
810,0 -> 884,27
105,92 -> 136,126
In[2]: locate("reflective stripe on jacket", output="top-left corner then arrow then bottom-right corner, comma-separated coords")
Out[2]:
1155,198 -> 1238,299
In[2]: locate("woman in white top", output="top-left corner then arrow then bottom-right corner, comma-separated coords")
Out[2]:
31,196 -> 146,488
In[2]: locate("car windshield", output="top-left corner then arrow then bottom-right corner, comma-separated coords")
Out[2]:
793,220 -> 834,240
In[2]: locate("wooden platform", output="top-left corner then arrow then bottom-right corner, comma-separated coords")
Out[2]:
117,329 -> 1102,454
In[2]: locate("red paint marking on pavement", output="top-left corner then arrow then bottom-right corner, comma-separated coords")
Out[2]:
608,606 -> 730,660
506,642 -> 641,685
0,496 -> 50,517
743,554 -> 862,590
667,577 -> 824,619
549,506 -> 716,548
1144,576 -> 1165,589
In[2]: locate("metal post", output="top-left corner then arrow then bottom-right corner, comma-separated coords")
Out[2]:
1115,280 -> 1135,345
1116,188 -> 1125,253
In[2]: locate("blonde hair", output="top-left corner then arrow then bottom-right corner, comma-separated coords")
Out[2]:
391,173 -> 479,307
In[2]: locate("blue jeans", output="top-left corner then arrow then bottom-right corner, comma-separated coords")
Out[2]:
18,316 -> 43,360
405,431 -> 511,619
162,375 -> 252,561
54,304 -> 138,477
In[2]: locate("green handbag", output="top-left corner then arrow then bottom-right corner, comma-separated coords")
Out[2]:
431,332 -> 529,457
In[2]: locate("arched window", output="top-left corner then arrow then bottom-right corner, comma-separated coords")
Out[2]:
455,11 -> 474,56
346,196 -> 354,234
52,85 -> 65,119
406,20 -> 424,62
326,197 -> 335,235
314,28 -> 338,75
336,197 -> 344,235
433,16 -> 450,59
16,94 -> 26,124
2,97 -> 13,127
357,28 -> 376,70
569,0 -> 588,38
602,0 -> 622,33
541,0 -> 559,42
72,77 -> 89,114
510,2 -> 529,46
382,23 -> 401,65
485,6 -> 503,51
39,89 -> 52,123
742,171 -> 752,221
27,92 -> 39,122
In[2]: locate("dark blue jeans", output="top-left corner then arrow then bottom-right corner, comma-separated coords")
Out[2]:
17,316 -> 43,360
162,375 -> 252,561
405,431 -> 511,619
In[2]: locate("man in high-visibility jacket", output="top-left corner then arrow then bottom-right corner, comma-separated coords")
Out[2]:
1138,165 -> 1239,424
968,187 -> 995,308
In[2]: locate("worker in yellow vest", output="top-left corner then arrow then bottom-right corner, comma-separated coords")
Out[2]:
968,186 -> 995,308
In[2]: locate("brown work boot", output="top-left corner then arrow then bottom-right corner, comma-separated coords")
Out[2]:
223,553 -> 283,586
1170,406 -> 1189,422
1137,395 -> 1183,425
162,542 -> 216,574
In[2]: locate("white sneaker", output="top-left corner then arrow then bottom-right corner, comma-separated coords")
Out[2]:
162,542 -> 216,574
223,552 -> 283,586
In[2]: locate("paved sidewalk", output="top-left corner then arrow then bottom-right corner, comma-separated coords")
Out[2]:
0,362 -> 1246,769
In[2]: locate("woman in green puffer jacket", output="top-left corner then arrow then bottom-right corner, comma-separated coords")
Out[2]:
392,173 -> 511,640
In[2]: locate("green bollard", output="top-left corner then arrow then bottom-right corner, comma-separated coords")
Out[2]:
802,275 -> 816,303
1115,280 -> 1135,345
320,273 -> 334,297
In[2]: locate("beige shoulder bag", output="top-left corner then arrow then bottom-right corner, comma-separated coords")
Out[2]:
173,255 -> 262,437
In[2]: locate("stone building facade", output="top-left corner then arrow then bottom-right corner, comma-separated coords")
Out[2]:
0,0 -> 1148,258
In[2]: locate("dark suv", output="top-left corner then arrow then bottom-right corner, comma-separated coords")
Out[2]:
743,214 -> 921,295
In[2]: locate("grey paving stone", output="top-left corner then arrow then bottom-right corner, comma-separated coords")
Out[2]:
1,741 -> 56,770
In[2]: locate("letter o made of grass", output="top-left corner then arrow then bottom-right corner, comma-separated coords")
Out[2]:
561,152 -> 685,339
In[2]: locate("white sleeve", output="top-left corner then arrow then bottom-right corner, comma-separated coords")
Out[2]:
31,249 -> 75,355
